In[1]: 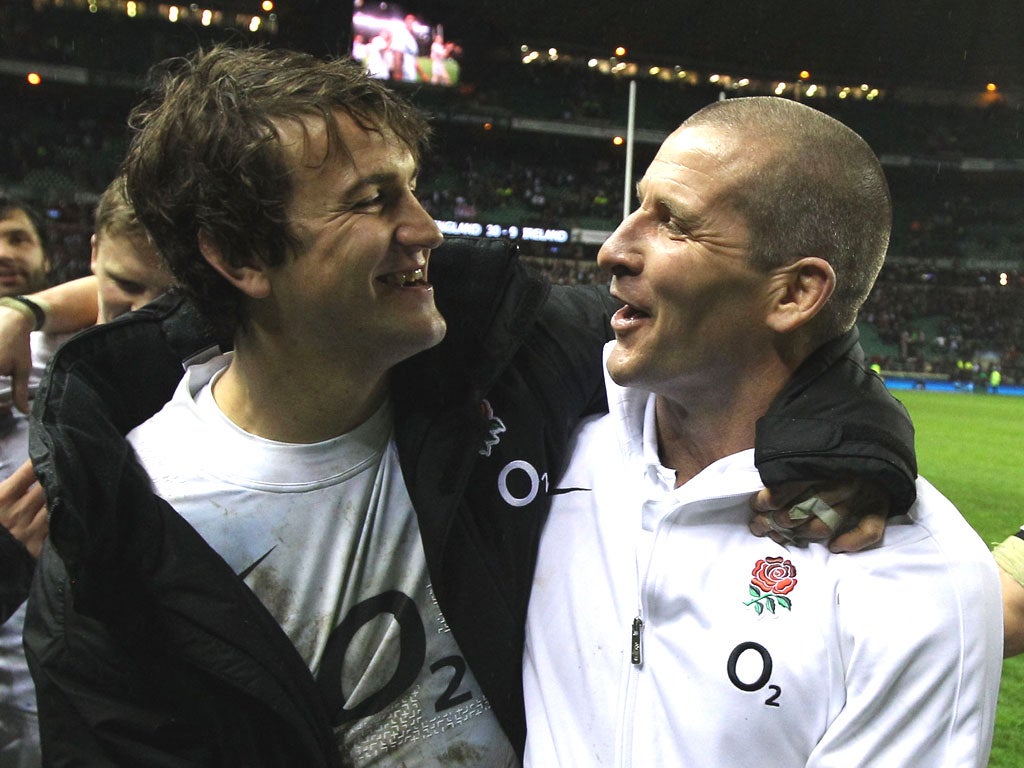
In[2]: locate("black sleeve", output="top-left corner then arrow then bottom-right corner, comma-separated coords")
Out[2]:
754,328 -> 918,515
0,524 -> 34,623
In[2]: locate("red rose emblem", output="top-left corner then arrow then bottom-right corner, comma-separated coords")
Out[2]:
750,556 -> 798,596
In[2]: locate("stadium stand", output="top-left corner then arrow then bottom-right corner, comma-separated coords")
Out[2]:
1,0 -> 1021,381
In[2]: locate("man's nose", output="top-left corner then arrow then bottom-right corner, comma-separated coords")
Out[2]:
597,214 -> 644,275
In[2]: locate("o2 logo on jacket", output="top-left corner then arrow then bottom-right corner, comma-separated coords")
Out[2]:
497,460 -> 549,507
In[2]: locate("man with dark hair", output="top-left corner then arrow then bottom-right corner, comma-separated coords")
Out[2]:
24,48 -> 916,767
0,197 -> 49,300
523,97 -> 1001,767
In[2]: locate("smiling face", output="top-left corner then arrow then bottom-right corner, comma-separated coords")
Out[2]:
260,111 -> 446,372
91,230 -> 175,323
597,125 -> 775,399
0,207 -> 48,296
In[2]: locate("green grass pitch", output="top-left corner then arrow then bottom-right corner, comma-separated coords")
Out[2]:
896,390 -> 1023,767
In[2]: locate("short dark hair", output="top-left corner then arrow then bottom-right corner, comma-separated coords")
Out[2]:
684,97 -> 891,340
0,195 -> 48,253
123,44 -> 431,337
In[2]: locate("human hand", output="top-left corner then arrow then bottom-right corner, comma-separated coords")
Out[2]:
0,305 -> 35,414
0,459 -> 48,558
1000,568 -> 1024,659
749,478 -> 890,553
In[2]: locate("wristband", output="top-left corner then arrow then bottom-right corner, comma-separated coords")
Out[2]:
788,495 -> 842,532
0,295 -> 47,331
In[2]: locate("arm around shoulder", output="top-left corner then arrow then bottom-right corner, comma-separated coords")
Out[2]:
994,532 -> 1024,657
31,275 -> 100,334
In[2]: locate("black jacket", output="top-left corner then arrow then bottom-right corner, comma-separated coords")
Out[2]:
1,525 -> 34,623
23,237 -> 916,766
755,327 -> 918,514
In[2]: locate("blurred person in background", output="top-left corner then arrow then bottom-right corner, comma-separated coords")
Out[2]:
0,180 -> 174,768
391,14 -> 423,82
0,199 -> 49,301
89,178 -> 175,325
0,195 -> 51,768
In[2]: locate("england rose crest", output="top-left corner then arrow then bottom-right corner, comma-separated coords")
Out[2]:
744,556 -> 797,615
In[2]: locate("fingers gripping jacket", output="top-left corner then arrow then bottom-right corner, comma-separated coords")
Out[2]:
754,328 -> 918,517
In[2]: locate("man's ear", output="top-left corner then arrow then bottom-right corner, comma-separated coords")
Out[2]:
89,234 -> 99,275
765,257 -> 835,334
198,230 -> 271,299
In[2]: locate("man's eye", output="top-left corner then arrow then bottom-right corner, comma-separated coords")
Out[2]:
114,279 -> 146,295
354,193 -> 385,209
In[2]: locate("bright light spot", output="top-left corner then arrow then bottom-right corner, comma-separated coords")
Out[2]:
168,5 -> 179,21
737,78 -> 750,87
26,72 -> 41,86
986,82 -> 998,92
548,48 -> 558,57
483,122 -> 493,130
588,58 -> 598,68
520,44 -> 529,53
201,9 -> 212,25
799,70 -> 810,80
612,136 -> 624,146
806,84 -> 818,96
1000,272 -> 1009,285
774,82 -> 786,95
838,90 -> 848,99
249,15 -> 261,31
860,83 -> 869,91
868,88 -> 879,98
649,66 -> 660,75
88,2 -> 98,12
614,46 -> 627,57
261,0 -> 274,10
126,1 -> 137,16
709,74 -> 720,83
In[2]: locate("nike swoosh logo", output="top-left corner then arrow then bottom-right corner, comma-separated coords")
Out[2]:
238,546 -> 277,580
547,487 -> 592,496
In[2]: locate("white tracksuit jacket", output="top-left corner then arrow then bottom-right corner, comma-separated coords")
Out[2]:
523,359 -> 1002,768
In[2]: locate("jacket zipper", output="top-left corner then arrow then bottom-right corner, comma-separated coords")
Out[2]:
618,501 -> 662,768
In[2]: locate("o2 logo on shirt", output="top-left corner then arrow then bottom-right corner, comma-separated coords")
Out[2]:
314,590 -> 475,725
727,641 -> 781,707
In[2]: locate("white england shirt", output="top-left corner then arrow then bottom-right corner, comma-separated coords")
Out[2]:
523,345 -> 1002,768
128,354 -> 516,766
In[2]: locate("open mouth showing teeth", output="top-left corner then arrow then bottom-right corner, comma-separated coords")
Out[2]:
619,303 -> 650,320
378,268 -> 426,288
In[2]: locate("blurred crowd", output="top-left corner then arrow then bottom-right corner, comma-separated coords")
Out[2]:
2,1 -> 1023,382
